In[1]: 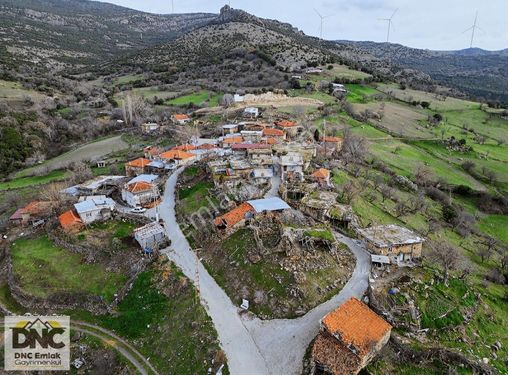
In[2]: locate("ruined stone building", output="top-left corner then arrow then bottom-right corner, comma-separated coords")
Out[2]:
356,224 -> 424,264
311,298 -> 392,375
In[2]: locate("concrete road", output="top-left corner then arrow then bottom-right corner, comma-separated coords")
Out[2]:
159,166 -> 371,375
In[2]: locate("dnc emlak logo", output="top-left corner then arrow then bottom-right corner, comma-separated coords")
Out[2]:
4,316 -> 70,371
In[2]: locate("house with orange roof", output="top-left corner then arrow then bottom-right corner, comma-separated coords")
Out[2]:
125,158 -> 151,177
158,149 -> 196,166
9,201 -> 52,227
220,136 -> 243,148
144,146 -> 161,160
275,120 -> 301,137
311,297 -> 392,375
262,127 -> 286,140
214,202 -> 254,230
311,168 -> 331,187
321,136 -> 344,151
121,181 -> 159,208
172,114 -> 191,125
58,210 -> 84,233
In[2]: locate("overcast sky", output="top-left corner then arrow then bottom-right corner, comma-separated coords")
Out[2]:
98,0 -> 507,50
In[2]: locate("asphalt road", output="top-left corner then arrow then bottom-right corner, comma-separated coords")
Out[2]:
159,165 -> 371,375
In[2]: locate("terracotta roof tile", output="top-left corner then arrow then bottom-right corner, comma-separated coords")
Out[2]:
126,158 -> 151,168
223,136 -> 243,144
159,150 -> 195,160
214,202 -> 253,228
322,298 -> 392,359
266,137 -> 278,145
59,210 -> 83,232
174,114 -> 190,120
275,120 -> 297,128
197,143 -> 218,150
9,208 -> 26,221
125,181 -> 154,193
312,168 -> 330,179
263,128 -> 285,136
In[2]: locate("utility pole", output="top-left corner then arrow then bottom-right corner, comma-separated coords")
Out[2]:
195,247 -> 201,306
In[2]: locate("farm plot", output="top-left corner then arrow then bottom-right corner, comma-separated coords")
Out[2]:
352,102 -> 435,138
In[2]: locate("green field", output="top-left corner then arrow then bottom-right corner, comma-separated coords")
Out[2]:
10,236 -> 127,302
0,170 -> 68,190
345,84 -> 379,103
167,90 -> 222,107
478,215 -> 508,245
0,79 -> 44,100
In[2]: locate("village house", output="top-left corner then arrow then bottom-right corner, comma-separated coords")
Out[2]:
229,159 -> 254,179
332,83 -> 347,93
144,146 -> 161,160
9,201 -> 52,227
172,114 -> 191,125
311,297 -> 392,375
147,160 -> 167,174
121,181 -> 159,208
356,224 -> 424,265
305,67 -> 323,74
173,144 -> 197,152
141,122 -> 159,134
241,130 -> 263,143
231,143 -> 271,157
125,158 -> 151,177
220,136 -> 243,148
158,149 -> 196,167
243,107 -> 259,118
321,136 -> 344,152
234,94 -> 245,103
74,197 -> 116,225
275,120 -> 300,138
222,124 -> 239,135
58,210 -> 84,233
273,143 -> 317,165
134,222 -> 166,251
251,168 -> 274,185
311,168 -> 331,187
262,127 -> 286,141
247,147 -> 273,167
214,197 -> 290,230
64,176 -> 126,196
281,152 -> 304,182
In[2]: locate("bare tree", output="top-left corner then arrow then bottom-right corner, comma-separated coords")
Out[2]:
414,164 -> 434,187
427,243 -> 463,285
477,237 -> 497,263
220,94 -> 234,108
341,128 -> 368,166
69,161 -> 93,184
379,184 -> 393,202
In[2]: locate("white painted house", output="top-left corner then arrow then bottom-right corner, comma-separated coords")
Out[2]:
74,197 -> 116,225
243,107 -> 259,118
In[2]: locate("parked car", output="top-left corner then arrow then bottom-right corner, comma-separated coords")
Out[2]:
131,206 -> 147,214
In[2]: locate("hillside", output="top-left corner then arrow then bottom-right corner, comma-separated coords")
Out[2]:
102,6 -> 434,92
0,0 -> 215,70
337,41 -> 508,105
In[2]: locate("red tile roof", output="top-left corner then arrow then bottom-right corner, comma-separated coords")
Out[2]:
322,298 -> 392,359
263,128 -> 285,136
144,146 -> 160,156
24,201 -> 51,215
223,136 -> 243,144
275,120 -> 297,128
125,181 -> 154,193
159,150 -> 195,160
265,137 -> 278,145
312,168 -> 330,179
231,143 -> 271,150
126,158 -> 151,168
9,208 -> 26,221
59,210 -> 83,232
214,203 -> 253,228
174,114 -> 190,121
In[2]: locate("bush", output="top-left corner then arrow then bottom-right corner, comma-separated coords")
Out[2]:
442,204 -> 458,223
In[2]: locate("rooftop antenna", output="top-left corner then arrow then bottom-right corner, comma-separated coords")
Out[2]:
463,11 -> 482,48
379,8 -> 398,43
314,8 -> 334,39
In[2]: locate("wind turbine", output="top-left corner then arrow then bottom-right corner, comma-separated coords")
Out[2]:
379,8 -> 398,43
463,11 -> 482,48
314,8 -> 334,39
